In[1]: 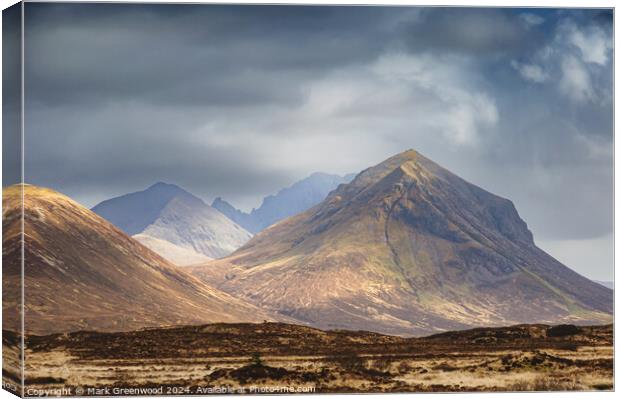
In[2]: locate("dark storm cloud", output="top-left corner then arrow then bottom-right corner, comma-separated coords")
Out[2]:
24,4 -> 395,107
21,4 -> 613,279
2,3 -> 22,186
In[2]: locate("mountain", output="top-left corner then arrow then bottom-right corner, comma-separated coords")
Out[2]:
92,182 -> 188,236
190,150 -> 613,337
92,182 -> 252,259
2,184 -> 277,335
212,172 -> 355,233
595,280 -> 614,290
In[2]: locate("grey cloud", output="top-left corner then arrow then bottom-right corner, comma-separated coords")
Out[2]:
24,4 -> 395,107
400,8 -> 544,55
24,103 -> 294,208
2,3 -> 22,186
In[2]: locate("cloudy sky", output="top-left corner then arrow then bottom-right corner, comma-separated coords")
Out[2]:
18,4 -> 613,280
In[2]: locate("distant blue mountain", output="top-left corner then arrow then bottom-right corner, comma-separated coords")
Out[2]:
213,172 -> 356,233
595,280 -> 614,290
92,182 -> 195,236
91,182 -> 251,261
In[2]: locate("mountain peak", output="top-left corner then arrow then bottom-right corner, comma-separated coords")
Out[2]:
381,149 -> 424,167
329,149 -> 437,204
396,148 -> 420,160
148,182 -> 206,207
148,181 -> 178,189
5,184 -> 80,213
92,182 -> 204,236
146,181 -> 188,194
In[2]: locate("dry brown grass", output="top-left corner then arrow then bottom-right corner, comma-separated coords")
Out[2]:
508,375 -> 584,391
9,323 -> 613,395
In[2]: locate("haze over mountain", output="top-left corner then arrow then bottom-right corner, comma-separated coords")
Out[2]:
132,234 -> 211,266
2,184 -> 277,335
191,150 -> 613,337
92,182 -> 251,261
213,172 -> 355,233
